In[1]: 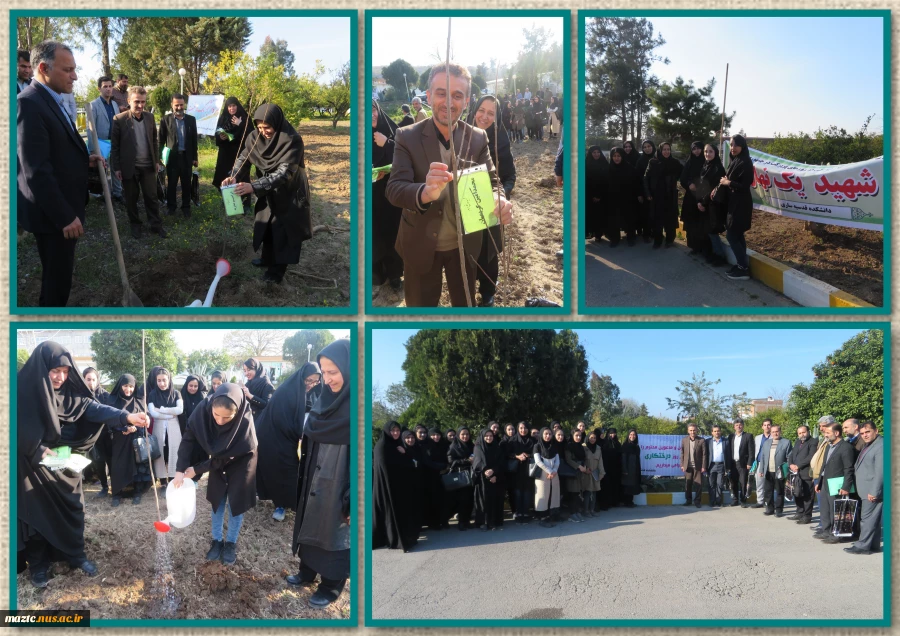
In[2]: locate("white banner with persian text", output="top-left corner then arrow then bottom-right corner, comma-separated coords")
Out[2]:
638,435 -> 685,477
186,95 -> 225,137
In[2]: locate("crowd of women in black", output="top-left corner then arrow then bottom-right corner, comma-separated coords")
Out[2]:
17,340 -> 351,609
373,420 -> 642,552
585,134 -> 755,281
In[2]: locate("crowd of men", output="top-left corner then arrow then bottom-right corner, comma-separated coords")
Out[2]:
681,415 -> 883,555
16,42 -> 200,307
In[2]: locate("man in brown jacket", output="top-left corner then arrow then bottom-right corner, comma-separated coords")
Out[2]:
681,424 -> 707,508
385,62 -> 513,307
110,86 -> 166,239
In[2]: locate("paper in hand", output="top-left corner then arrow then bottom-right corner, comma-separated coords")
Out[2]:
221,184 -> 244,216
457,165 -> 499,235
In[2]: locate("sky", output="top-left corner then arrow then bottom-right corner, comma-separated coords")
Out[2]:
372,16 -> 563,68
169,329 -> 350,354
69,16 -> 350,95
590,16 -> 884,137
370,327 -> 868,418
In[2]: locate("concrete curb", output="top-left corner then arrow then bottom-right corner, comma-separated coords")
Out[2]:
677,223 -> 875,308
635,491 -> 759,506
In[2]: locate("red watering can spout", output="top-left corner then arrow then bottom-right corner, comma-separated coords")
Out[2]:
154,520 -> 171,533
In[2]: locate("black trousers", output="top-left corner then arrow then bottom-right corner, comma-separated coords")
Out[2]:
763,471 -> 785,512
297,561 -> 346,601
34,232 -> 78,307
730,463 -> 750,503
166,150 -> 193,210
794,477 -> 814,518
123,165 -> 162,230
24,532 -> 84,573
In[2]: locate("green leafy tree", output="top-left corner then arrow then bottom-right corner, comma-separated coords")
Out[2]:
385,383 -> 415,415
320,62 -> 352,128
184,349 -> 232,379
762,115 -> 883,165
647,76 -> 734,148
417,66 -> 432,90
589,372 -> 622,424
400,329 -> 590,435
90,330 -> 180,385
381,58 -> 417,98
113,17 -> 251,93
17,349 -> 30,372
620,397 -> 642,419
283,329 -> 335,366
743,408 -> 793,439
788,330 -> 884,432
665,372 -> 735,435
259,35 -> 295,75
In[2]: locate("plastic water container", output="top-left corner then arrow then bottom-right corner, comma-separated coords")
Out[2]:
163,478 -> 197,529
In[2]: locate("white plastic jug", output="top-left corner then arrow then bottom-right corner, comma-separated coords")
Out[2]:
163,478 -> 197,529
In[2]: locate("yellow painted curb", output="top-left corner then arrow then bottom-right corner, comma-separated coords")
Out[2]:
747,252 -> 789,294
645,493 -> 671,506
830,290 -> 876,308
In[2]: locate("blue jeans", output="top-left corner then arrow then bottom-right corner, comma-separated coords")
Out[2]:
726,228 -> 748,268
211,494 -> 244,543
708,233 -> 727,259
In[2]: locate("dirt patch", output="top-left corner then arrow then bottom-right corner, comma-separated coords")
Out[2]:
16,479 -> 350,620
16,121 -> 351,308
743,211 -> 883,306
373,135 -> 564,307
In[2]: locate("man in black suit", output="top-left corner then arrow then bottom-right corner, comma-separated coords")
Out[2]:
727,418 -> 754,508
17,41 -> 105,307
158,93 -> 198,218
787,424 -> 817,523
16,49 -> 32,94
814,422 -> 856,544
705,425 -> 731,507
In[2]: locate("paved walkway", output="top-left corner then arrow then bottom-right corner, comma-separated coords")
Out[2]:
372,504 -> 882,620
583,238 -> 798,309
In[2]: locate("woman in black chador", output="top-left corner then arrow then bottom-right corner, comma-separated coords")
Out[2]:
421,427 -> 448,529
300,361 -> 323,414
620,429 -> 642,507
373,421 -> 423,551
17,342 -> 149,588
696,143 -> 728,266
473,429 -> 505,531
643,142 -> 683,248
213,96 -> 252,214
371,99 -> 404,291
584,145 -> 609,241
721,134 -> 756,281
634,140 -> 656,242
679,141 -> 709,255
288,339 -> 351,609
107,374 -> 152,507
621,140 -> 640,169
508,421 -> 535,523
446,426 -> 475,530
605,147 -> 640,247
242,357 -> 275,417
222,103 -> 313,284
597,428 -> 622,511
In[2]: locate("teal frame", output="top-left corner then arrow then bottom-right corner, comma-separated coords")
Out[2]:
577,10 -> 892,315
364,321 -> 891,627
364,10 -> 571,315
10,321 -> 358,627
9,10 -> 358,316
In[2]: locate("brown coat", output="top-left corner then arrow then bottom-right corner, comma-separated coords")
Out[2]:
110,110 -> 159,180
385,118 -> 501,272
681,435 -> 708,472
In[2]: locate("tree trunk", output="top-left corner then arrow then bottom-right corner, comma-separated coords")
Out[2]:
25,18 -> 33,49
42,17 -> 50,41
100,18 -> 111,77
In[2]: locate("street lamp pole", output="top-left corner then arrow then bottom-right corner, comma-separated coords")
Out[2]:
178,67 -> 186,95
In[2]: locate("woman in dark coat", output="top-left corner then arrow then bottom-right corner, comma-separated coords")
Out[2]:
605,147 -> 640,247
82,366 -> 112,497
242,357 -> 274,417
584,145 -> 609,241
371,99 -> 404,290
473,429 -> 506,531
634,140 -> 656,241
446,426 -> 475,530
696,143 -> 728,265
255,367 -> 307,521
213,96 -> 252,214
620,429 -> 642,507
422,427 -> 449,530
469,95 -> 516,307
107,374 -> 152,507
621,140 -> 640,169
500,423 -> 518,517
222,103 -> 313,284
598,428 -> 622,511
18,343 -> 149,587
175,384 -> 257,566
643,142 -> 683,248
178,375 -> 208,435
373,421 -> 421,551
721,134 -> 755,280
300,361 -> 323,414
288,339 -> 351,609
679,141 -> 709,254
508,422 -> 535,523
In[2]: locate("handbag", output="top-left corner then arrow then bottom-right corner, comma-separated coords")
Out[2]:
441,468 -> 472,492
133,429 -> 161,464
832,496 -> 859,537
528,460 -> 541,479
191,170 -> 200,205
557,461 -> 577,479
784,471 -> 797,502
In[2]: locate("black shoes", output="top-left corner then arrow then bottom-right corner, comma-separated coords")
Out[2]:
206,540 -> 224,561
111,496 -> 121,507
74,560 -> 98,576
221,541 -> 237,565
796,517 -> 813,524
726,265 -> 750,280
821,536 -> 841,544
262,270 -> 284,284
844,546 -> 872,555
286,573 -> 316,587
787,514 -> 800,521
132,493 -> 142,505
479,294 -> 495,308
308,589 -> 334,609
95,489 -> 108,498
153,227 -> 168,238
730,501 -> 739,507
775,511 -> 783,518
31,569 -> 50,588
751,503 -> 764,509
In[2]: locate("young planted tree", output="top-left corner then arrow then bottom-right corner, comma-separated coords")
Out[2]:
665,371 -> 736,435
90,330 -> 180,383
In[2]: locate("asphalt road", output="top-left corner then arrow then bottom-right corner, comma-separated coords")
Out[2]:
583,238 -> 798,309
371,503 -> 883,620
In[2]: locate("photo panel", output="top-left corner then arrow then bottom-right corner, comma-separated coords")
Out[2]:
578,11 -> 890,314
366,10 -> 570,314
11,11 -> 356,315
366,322 -> 889,627
12,322 -> 356,626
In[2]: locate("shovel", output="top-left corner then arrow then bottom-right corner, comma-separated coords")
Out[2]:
85,102 -> 143,307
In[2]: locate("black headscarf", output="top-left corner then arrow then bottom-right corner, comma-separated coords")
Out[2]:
727,134 -> 753,178
373,98 -> 399,138
685,141 -> 706,175
299,361 -> 322,413
586,145 -> 609,180
652,143 -> 683,177
245,103 -> 304,173
585,430 -> 599,453
148,367 -> 178,408
108,374 -> 144,414
622,140 -> 639,167
608,147 -> 633,181
136,365 -> 163,402
188,384 -> 256,459
448,427 -> 474,460
243,358 -> 273,401
82,367 -> 109,403
535,427 -> 557,459
305,339 -> 350,445
180,375 -> 208,419
473,429 -> 504,474
701,144 -> 725,182
604,427 -> 622,451
568,430 -> 586,462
